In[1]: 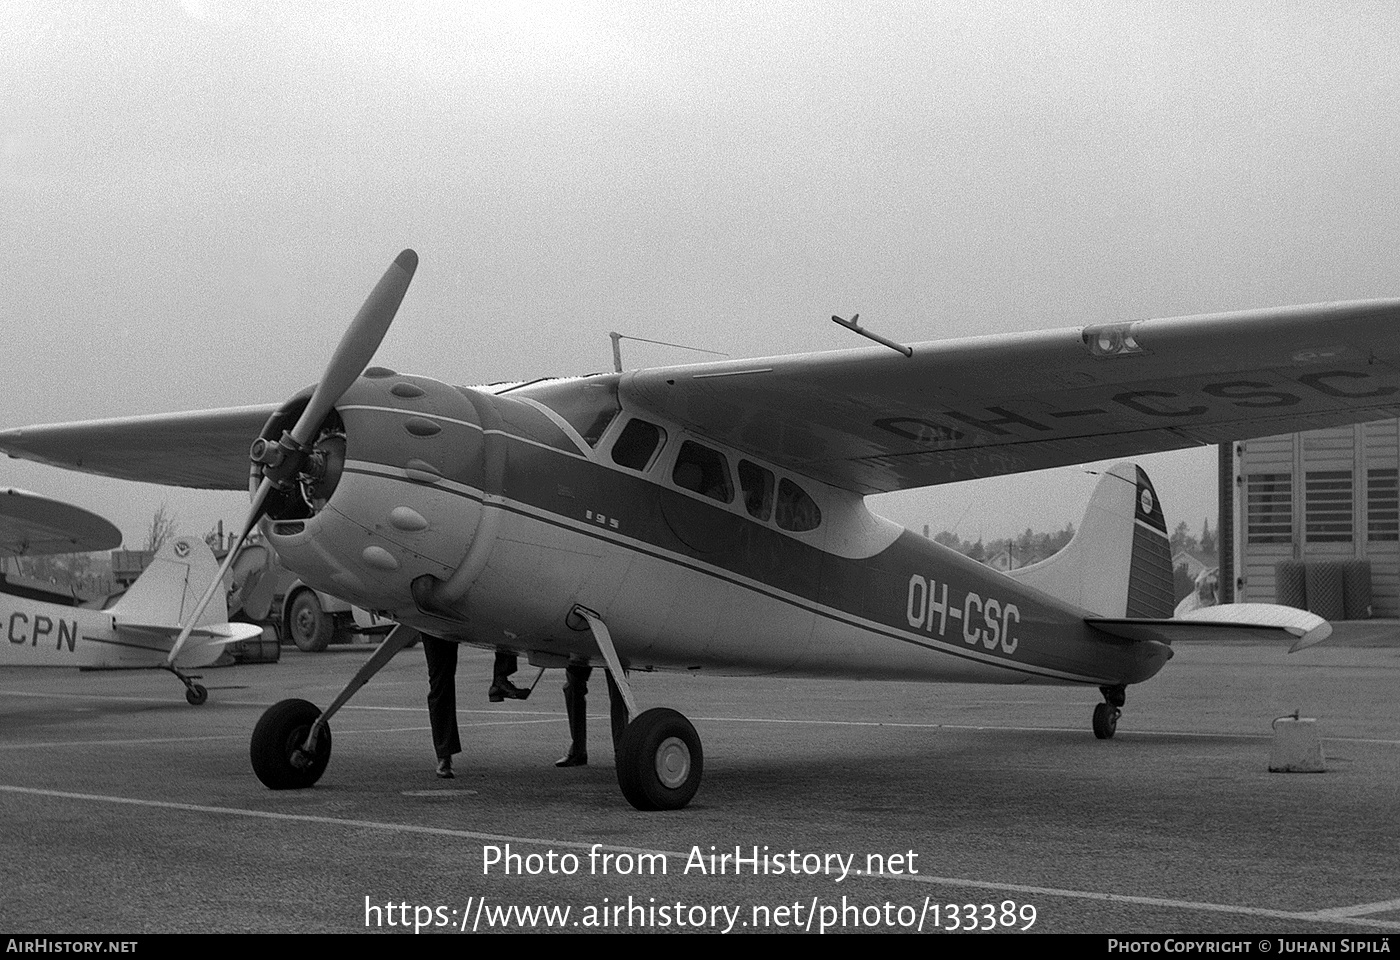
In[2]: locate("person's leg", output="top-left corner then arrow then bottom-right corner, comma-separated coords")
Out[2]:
423,635 -> 460,776
489,650 -> 529,701
556,664 -> 590,767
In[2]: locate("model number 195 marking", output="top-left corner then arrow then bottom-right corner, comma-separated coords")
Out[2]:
906,575 -> 1020,655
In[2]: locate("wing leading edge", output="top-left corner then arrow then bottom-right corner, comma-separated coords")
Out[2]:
0,405 -> 277,491
5,300 -> 1400,495
623,299 -> 1400,494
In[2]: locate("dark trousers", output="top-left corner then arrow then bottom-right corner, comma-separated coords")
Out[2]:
423,635 -> 460,760
562,665 -> 630,756
493,651 -> 518,685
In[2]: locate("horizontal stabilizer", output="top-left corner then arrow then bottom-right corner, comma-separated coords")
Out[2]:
112,621 -> 263,665
116,621 -> 263,646
1087,603 -> 1331,653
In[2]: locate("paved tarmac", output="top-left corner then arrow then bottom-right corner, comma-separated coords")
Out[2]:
1,625 -> 1398,935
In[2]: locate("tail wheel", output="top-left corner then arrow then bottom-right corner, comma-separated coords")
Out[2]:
1092,702 -> 1120,739
251,698 -> 331,789
616,707 -> 702,811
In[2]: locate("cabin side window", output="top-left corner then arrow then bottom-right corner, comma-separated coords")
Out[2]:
611,418 -> 666,472
775,478 -> 821,532
672,441 -> 734,504
738,459 -> 774,521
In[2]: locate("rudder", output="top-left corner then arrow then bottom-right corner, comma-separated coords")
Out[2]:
1006,463 -> 1175,618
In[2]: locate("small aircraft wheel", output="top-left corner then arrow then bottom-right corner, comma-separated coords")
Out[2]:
185,684 -> 208,706
287,590 -> 332,653
251,698 -> 331,789
616,707 -> 702,811
1092,702 -> 1120,740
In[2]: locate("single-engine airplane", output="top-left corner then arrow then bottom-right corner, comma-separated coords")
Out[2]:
2,525 -> 263,703
3,249 -> 1398,809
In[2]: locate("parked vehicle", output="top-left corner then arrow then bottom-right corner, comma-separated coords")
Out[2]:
228,542 -> 392,652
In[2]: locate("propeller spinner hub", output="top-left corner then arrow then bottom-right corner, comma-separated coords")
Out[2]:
250,431 -> 313,490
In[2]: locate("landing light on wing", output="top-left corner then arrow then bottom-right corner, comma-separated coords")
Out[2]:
1082,322 -> 1147,358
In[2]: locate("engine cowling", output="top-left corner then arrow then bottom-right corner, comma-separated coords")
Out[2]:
259,367 -> 495,617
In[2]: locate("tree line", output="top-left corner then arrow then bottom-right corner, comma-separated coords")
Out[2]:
933,517 -> 1218,570
930,524 -> 1076,567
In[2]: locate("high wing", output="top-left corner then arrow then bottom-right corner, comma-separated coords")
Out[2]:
5,301 -> 1400,495
624,299 -> 1400,494
0,488 -> 122,555
0,405 -> 277,491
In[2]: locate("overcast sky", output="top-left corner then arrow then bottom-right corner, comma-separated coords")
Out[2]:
3,1 -> 1398,549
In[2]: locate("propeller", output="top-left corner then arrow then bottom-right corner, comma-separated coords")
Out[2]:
163,250 -> 419,670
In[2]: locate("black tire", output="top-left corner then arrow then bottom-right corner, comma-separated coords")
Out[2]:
287,590 -> 332,652
250,698 -> 331,789
616,707 -> 702,811
1092,702 -> 1119,740
185,684 -> 208,706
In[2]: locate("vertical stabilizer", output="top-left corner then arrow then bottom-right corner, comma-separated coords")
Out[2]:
1006,463 -> 1175,618
109,536 -> 229,629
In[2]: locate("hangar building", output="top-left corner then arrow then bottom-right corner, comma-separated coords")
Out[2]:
1228,420 -> 1400,617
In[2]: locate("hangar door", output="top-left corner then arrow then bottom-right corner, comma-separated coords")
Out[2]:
1237,421 -> 1400,616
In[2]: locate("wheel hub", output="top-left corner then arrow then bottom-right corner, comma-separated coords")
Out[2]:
654,736 -> 691,788
288,724 -> 316,769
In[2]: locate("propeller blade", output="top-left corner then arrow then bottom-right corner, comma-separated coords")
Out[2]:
168,250 -> 418,668
289,248 -> 418,446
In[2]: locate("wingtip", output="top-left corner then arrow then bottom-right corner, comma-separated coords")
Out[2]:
1288,621 -> 1333,653
395,249 -> 419,274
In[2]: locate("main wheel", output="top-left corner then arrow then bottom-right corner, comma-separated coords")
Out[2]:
1092,702 -> 1119,739
251,698 -> 331,789
185,684 -> 208,706
287,591 -> 332,652
616,707 -> 702,811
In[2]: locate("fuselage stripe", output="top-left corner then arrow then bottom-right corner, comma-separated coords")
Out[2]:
340,460 -> 1110,684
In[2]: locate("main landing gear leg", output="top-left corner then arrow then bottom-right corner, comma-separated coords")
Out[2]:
250,624 -> 421,789
161,664 -> 207,706
1093,684 -> 1126,739
569,605 -> 703,811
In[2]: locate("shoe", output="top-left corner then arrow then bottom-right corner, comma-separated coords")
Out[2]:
435,758 -> 454,779
555,752 -> 587,768
489,681 -> 530,702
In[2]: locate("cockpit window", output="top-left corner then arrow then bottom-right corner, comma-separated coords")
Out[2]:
672,441 -> 733,503
775,478 -> 821,532
612,418 -> 666,471
738,459 -> 774,521
513,377 -> 620,447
